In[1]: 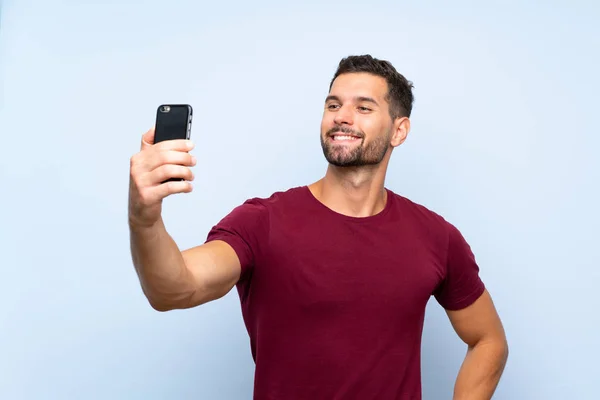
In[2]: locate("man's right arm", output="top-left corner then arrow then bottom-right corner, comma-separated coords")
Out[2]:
130,218 -> 242,311
128,128 -> 242,311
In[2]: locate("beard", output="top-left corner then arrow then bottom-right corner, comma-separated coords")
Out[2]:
320,125 -> 391,167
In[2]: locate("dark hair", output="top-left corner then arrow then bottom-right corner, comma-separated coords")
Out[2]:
329,55 -> 414,119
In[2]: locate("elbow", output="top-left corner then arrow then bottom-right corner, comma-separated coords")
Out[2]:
143,289 -> 182,312
149,300 -> 175,312
471,335 -> 509,366
495,340 -> 510,377
139,286 -> 177,312
485,336 -> 510,369
145,290 -> 204,312
137,280 -> 195,312
495,333 -> 510,362
501,339 -> 510,364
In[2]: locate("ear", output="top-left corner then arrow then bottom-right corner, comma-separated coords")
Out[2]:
390,117 -> 410,147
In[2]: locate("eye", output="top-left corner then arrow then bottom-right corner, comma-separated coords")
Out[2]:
327,104 -> 341,110
358,106 -> 372,112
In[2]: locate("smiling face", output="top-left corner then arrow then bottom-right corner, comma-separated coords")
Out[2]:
320,72 -> 399,167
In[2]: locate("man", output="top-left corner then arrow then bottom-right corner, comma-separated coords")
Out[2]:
128,55 -> 509,399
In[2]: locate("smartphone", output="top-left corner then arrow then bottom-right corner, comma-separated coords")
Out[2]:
154,104 -> 193,182
154,104 -> 193,143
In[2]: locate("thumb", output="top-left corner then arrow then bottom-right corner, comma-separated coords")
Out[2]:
141,127 -> 155,150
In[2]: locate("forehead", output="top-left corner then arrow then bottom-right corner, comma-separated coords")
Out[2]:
329,72 -> 388,100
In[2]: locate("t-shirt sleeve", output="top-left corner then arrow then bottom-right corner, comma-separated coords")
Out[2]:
434,222 -> 486,310
204,198 -> 268,283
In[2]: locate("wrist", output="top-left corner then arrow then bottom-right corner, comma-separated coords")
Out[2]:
128,215 -> 164,235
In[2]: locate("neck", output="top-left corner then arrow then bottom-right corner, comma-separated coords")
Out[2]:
309,159 -> 390,218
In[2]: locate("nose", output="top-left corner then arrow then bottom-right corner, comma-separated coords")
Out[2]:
333,105 -> 354,125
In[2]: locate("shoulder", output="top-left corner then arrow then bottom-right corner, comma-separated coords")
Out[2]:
388,189 -> 451,230
238,186 -> 308,211
387,189 -> 473,253
207,187 -> 304,241
387,189 -> 468,253
219,186 -> 307,226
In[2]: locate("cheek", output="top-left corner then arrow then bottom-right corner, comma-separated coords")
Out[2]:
365,118 -> 387,135
320,116 -> 333,133
356,119 -> 376,136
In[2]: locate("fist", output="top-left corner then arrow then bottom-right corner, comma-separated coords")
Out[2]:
128,128 -> 196,228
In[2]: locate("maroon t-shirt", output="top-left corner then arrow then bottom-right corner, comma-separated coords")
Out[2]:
205,186 -> 485,399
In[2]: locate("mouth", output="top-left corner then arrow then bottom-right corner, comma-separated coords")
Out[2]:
329,133 -> 362,143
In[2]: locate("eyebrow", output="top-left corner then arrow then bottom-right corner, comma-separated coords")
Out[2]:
325,95 -> 380,106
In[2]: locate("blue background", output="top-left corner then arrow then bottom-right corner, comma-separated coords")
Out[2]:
1,1 -> 598,398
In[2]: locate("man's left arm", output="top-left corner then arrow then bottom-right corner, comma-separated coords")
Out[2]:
446,289 -> 509,400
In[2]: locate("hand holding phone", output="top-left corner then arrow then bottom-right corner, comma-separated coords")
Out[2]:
128,104 -> 195,228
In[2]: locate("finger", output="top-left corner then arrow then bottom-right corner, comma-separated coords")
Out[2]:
147,164 -> 194,185
154,180 -> 194,199
141,127 -> 155,150
153,139 -> 194,152
145,150 -> 196,172
140,180 -> 193,204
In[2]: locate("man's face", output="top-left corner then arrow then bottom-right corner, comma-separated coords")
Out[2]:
320,72 -> 394,167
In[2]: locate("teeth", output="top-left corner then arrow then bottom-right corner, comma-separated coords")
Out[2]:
333,135 -> 357,141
